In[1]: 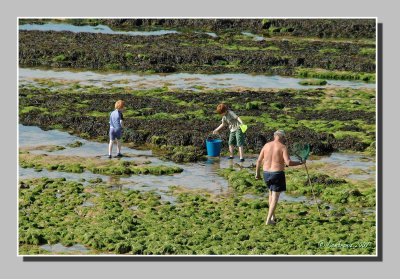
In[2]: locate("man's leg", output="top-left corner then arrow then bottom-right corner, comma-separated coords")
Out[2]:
266,191 -> 281,225
268,190 -> 272,205
268,190 -> 275,221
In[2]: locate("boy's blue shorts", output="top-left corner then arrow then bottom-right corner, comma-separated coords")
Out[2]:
110,127 -> 122,141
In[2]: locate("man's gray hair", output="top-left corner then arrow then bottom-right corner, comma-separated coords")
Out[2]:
274,130 -> 286,138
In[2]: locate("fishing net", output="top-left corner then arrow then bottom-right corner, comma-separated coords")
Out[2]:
290,143 -> 311,161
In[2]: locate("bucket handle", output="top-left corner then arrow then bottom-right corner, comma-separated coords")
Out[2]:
205,132 -> 221,141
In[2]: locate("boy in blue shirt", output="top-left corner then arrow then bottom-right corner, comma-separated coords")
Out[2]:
108,100 -> 125,158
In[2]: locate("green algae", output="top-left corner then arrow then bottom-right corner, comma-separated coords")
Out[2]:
218,165 -> 375,208
19,152 -> 183,176
218,168 -> 266,193
20,145 -> 66,152
19,177 -> 376,255
159,145 -> 207,163
359,48 -> 375,56
296,68 -> 375,83
298,79 -> 327,86
52,54 -> 66,62
319,48 -> 339,54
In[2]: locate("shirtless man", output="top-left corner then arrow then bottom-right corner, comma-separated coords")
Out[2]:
255,130 -> 304,225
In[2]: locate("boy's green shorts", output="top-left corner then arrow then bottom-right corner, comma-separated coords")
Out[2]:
228,129 -> 245,147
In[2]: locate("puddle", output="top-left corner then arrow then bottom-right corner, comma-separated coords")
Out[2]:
317,152 -> 375,168
19,68 -> 376,90
40,243 -> 89,253
205,32 -> 218,37
19,23 -> 179,36
347,174 -> 373,180
81,201 -> 94,207
362,208 -> 375,215
311,152 -> 376,180
160,194 -> 177,204
242,32 -> 264,41
194,31 -> 218,38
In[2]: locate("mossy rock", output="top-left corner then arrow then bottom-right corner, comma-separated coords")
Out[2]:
299,79 -> 328,86
88,177 -> 103,184
305,174 -> 347,186
66,141 -> 84,148
150,135 -> 167,146
52,54 -> 66,62
270,102 -> 285,110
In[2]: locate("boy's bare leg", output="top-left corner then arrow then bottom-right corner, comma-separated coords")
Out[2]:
238,146 -> 244,159
108,140 -> 114,156
266,191 -> 280,225
229,145 -> 234,157
116,140 -> 122,154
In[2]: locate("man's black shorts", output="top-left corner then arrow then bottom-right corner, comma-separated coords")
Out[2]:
263,171 -> 286,192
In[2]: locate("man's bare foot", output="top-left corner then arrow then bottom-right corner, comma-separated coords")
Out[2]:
265,220 -> 276,225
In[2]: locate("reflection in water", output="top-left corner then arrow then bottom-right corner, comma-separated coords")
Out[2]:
107,176 -> 123,191
205,158 -> 224,193
205,158 -> 222,174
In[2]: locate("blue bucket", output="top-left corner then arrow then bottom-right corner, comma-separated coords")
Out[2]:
206,139 -> 222,157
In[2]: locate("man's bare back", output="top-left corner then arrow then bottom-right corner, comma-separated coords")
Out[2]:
255,132 -> 303,180
261,141 -> 288,172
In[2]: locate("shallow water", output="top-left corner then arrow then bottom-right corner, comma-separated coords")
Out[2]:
18,125 -> 230,193
40,243 -> 89,253
19,23 -> 179,36
19,68 -> 375,90
20,126 -> 151,157
312,152 -> 376,180
20,125 -> 337,202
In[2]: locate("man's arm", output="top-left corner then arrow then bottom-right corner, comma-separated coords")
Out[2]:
237,117 -> 244,125
255,147 -> 264,179
283,146 -> 303,166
